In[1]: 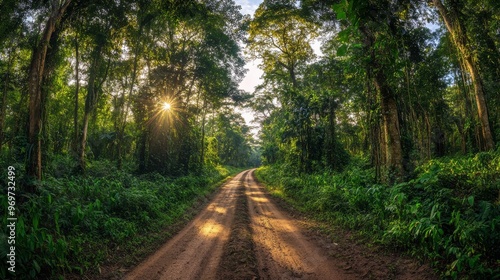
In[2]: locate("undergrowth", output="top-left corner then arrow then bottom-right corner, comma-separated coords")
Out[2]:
256,151 -> 500,279
0,160 -> 241,279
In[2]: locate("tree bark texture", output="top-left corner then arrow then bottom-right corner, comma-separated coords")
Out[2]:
73,34 -> 79,154
325,98 -> 337,170
360,20 -> 404,182
0,48 -> 13,150
78,48 -> 110,172
432,0 -> 495,150
374,70 -> 404,181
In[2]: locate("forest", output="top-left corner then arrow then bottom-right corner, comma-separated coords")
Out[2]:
0,0 -> 499,279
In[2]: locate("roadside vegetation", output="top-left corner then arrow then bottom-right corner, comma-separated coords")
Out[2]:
256,151 -> 500,279
0,158 -> 242,279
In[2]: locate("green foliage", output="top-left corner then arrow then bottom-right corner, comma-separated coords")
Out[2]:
257,150 -> 500,279
0,162 -> 236,279
208,111 -> 254,167
0,0 -> 252,181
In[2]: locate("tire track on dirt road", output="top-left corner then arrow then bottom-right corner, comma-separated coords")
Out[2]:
246,169 -> 353,280
216,171 -> 259,279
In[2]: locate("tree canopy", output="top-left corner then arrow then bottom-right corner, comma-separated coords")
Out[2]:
1,0 -> 258,183
249,0 -> 499,180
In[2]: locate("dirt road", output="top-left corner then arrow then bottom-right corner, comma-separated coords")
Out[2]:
124,170 -> 436,280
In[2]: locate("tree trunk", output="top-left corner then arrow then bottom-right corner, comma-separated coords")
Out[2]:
289,65 -> 297,89
365,69 -> 383,181
359,12 -> 404,182
138,128 -> 148,172
77,50 -> 110,173
374,70 -> 404,181
200,97 -> 208,165
424,112 -> 432,159
432,0 -> 495,150
78,112 -> 90,172
118,25 -> 144,169
363,39 -> 403,181
325,97 -> 337,170
73,34 -> 79,154
136,53 -> 152,172
0,47 -> 13,150
40,24 -> 64,164
27,0 -> 72,181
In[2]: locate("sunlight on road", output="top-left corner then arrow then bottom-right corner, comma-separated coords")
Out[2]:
249,196 -> 269,203
211,206 -> 227,215
198,220 -> 224,238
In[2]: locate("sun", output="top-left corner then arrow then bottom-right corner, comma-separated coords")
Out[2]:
162,102 -> 172,111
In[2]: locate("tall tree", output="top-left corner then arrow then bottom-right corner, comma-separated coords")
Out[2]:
27,0 -> 72,181
76,0 -> 128,172
430,0 -> 495,150
332,0 -> 417,181
78,39 -> 110,172
248,0 -> 319,172
0,41 -> 16,150
72,32 -> 80,154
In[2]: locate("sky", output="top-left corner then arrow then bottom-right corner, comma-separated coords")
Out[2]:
234,0 -> 264,135
238,0 -> 262,16
236,0 -> 264,94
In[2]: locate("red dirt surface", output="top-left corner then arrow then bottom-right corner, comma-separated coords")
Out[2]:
123,170 -> 438,280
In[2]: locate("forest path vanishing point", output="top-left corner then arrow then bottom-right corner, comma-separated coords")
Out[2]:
124,170 -> 437,280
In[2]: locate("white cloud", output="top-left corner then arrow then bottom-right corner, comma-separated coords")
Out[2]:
237,0 -> 261,16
